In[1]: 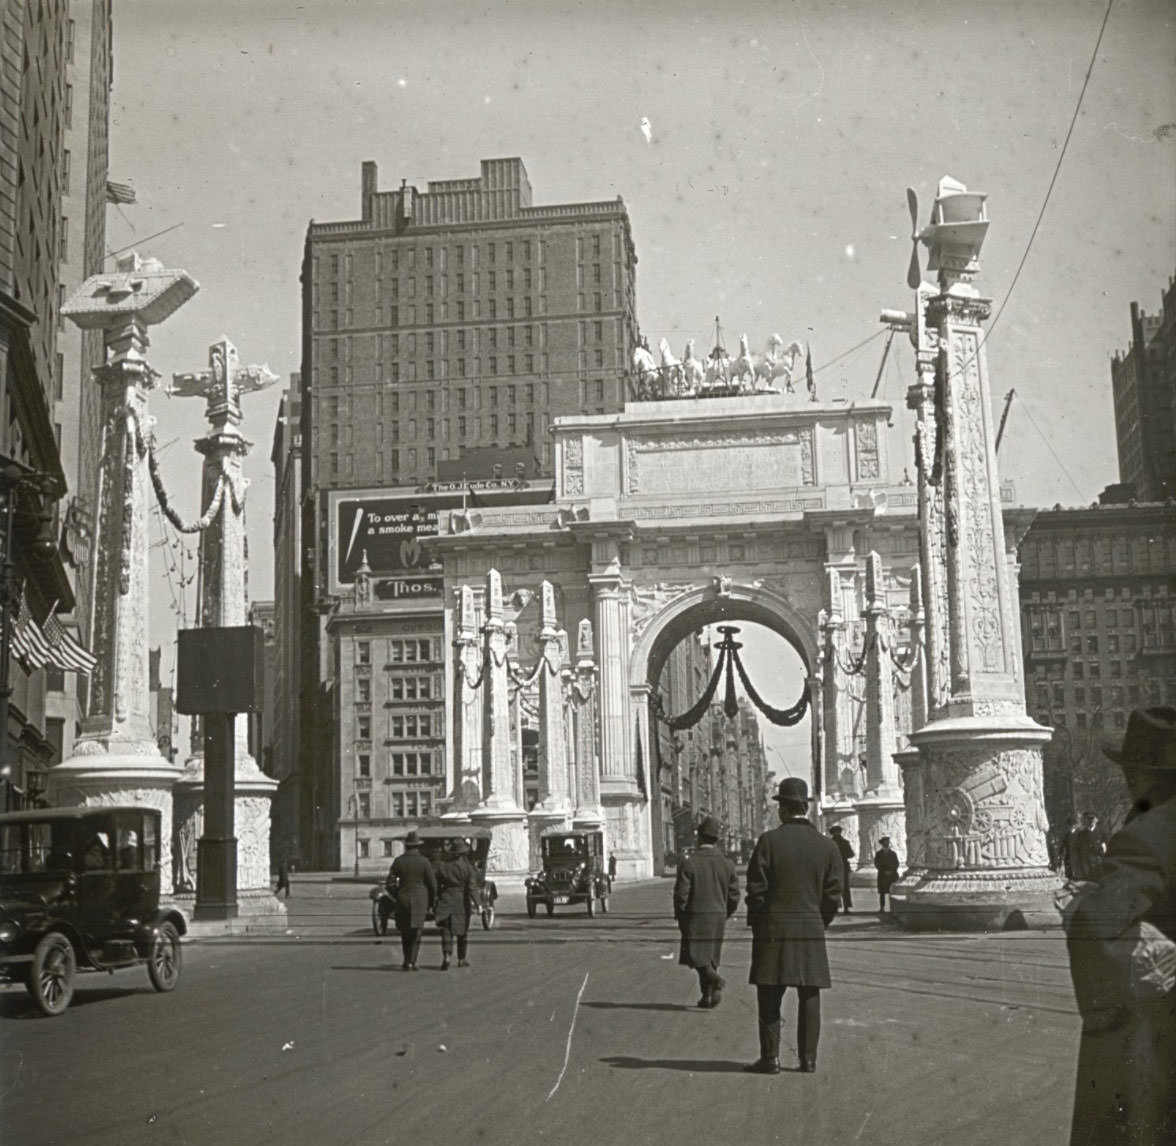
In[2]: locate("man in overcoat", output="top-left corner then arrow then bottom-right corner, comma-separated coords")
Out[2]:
1063,707 -> 1176,1146
744,776 -> 843,1075
387,831 -> 437,971
874,836 -> 900,913
673,815 -> 741,1008
828,825 -> 854,913
434,839 -> 479,970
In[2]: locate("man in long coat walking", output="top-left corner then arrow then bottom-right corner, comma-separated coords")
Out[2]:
1062,707 -> 1176,1146
434,838 -> 479,970
744,777 -> 843,1075
673,815 -> 741,1008
387,831 -> 437,971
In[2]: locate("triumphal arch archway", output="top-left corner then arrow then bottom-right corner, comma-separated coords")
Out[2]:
426,380 -> 1013,880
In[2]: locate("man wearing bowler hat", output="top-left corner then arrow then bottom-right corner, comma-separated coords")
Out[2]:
673,814 -> 741,1008
1062,706 -> 1176,1146
743,776 -> 843,1075
386,831 -> 437,971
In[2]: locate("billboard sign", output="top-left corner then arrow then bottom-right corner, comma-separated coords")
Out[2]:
331,494 -> 443,599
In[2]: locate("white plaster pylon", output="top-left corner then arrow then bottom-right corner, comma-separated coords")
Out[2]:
55,254 -> 199,894
169,337 -> 279,898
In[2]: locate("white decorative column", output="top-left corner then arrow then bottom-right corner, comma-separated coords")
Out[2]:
818,565 -> 857,841
54,255 -> 198,896
447,584 -> 483,815
883,177 -> 1055,930
590,542 -> 649,879
469,569 -> 528,872
569,618 -> 603,829
855,551 -> 906,878
533,582 -> 570,813
169,337 -> 279,905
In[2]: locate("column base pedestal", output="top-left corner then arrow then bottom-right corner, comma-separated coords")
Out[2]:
889,867 -> 1063,931
468,808 -> 530,876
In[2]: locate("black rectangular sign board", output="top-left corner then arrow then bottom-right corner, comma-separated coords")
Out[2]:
175,626 -> 263,714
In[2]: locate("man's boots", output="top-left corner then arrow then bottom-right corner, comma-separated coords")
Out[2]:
744,1021 -> 781,1074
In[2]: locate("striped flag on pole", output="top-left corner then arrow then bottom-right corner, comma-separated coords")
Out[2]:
805,342 -> 816,401
10,588 -> 51,672
105,179 -> 137,205
41,611 -> 97,675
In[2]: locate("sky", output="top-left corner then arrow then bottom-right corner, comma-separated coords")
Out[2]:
105,0 -> 1176,763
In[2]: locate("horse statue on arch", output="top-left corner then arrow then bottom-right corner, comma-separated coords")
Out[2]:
754,334 -> 805,392
657,337 -> 684,396
681,338 -> 705,394
631,341 -> 660,399
730,333 -> 757,390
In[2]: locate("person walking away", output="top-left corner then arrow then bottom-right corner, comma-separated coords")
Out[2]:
744,777 -> 843,1075
1069,812 -> 1106,882
828,825 -> 854,913
387,831 -> 437,971
1061,707 -> 1176,1146
274,857 -> 291,898
434,838 -> 479,970
874,836 -> 900,913
673,815 -> 741,1009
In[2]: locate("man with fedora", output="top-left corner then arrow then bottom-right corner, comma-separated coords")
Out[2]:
828,825 -> 855,913
1062,706 -> 1176,1145
673,814 -> 741,1008
874,836 -> 901,914
386,831 -> 437,971
434,838 -> 479,970
744,776 -> 843,1075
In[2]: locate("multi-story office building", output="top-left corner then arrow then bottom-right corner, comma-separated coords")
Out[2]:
1,1 -> 109,806
292,157 -> 638,866
1018,501 -> 1176,833
1111,274 -> 1176,502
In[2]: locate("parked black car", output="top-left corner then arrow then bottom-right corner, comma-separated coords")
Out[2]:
525,828 -> 610,918
0,806 -> 187,1016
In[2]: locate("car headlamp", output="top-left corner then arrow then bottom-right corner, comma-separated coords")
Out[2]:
0,920 -> 20,944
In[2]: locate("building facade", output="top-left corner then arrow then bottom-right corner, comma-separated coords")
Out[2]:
1111,274 -> 1176,502
292,157 -> 639,867
1018,501 -> 1176,834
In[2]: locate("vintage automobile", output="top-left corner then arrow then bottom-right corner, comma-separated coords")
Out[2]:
371,826 -> 499,935
0,806 -> 187,1016
525,828 -> 610,918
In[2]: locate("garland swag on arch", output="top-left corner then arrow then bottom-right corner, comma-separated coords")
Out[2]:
657,625 -> 808,730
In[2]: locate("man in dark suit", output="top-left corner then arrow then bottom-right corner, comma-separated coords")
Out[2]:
744,777 -> 843,1075
828,825 -> 855,913
673,815 -> 741,1009
1062,707 -> 1176,1146
386,831 -> 437,971
434,839 -> 478,970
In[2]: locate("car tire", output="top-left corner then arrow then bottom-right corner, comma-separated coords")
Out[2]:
27,931 -> 76,1016
481,905 -> 495,930
545,900 -> 555,917
587,894 -> 596,918
148,922 -> 182,993
526,898 -> 537,919
372,900 -> 390,936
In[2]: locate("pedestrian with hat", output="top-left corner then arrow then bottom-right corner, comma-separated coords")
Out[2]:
743,776 -> 843,1075
1061,706 -> 1176,1146
672,814 -> 741,1009
386,831 -> 437,971
434,838 -> 479,970
874,836 -> 901,914
828,825 -> 855,913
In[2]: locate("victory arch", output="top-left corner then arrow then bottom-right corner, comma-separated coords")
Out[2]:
428,387 -> 1024,884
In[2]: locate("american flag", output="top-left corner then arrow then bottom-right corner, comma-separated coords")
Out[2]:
105,179 -> 137,205
10,589 -> 51,672
41,610 -> 97,675
806,342 -> 816,401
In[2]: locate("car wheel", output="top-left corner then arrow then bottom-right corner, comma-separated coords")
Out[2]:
371,900 -> 390,936
148,922 -> 182,993
481,905 -> 495,930
545,900 -> 555,917
526,898 -> 537,919
27,931 -> 76,1016
587,894 -> 596,918
600,895 -> 610,914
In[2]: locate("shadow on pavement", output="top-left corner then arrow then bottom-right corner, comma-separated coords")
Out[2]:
583,1001 -> 698,1013
601,1056 -> 749,1073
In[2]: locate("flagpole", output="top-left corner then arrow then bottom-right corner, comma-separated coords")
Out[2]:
0,472 -> 14,810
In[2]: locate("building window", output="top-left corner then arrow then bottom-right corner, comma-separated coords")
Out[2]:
358,793 -> 370,818
357,715 -> 371,740
357,677 -> 371,703
357,641 -> 371,665
358,753 -> 371,778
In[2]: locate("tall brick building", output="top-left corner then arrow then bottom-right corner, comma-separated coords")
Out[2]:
290,158 -> 638,866
1111,275 -> 1176,502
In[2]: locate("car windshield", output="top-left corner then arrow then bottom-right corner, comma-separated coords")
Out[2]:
542,836 -> 587,858
0,822 -> 74,875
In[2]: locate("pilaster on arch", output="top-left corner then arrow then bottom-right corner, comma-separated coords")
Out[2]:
628,580 -> 818,690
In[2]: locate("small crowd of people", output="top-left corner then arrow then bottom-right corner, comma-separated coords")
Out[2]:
1049,812 -> 1107,882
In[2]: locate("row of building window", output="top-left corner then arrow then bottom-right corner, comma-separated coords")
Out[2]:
356,639 -> 435,665
356,751 -> 434,778
355,714 -> 440,741
353,789 -> 436,826
355,676 -> 437,703
327,439 -> 555,479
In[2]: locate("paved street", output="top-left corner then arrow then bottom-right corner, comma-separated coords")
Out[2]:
0,876 -> 1080,1146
